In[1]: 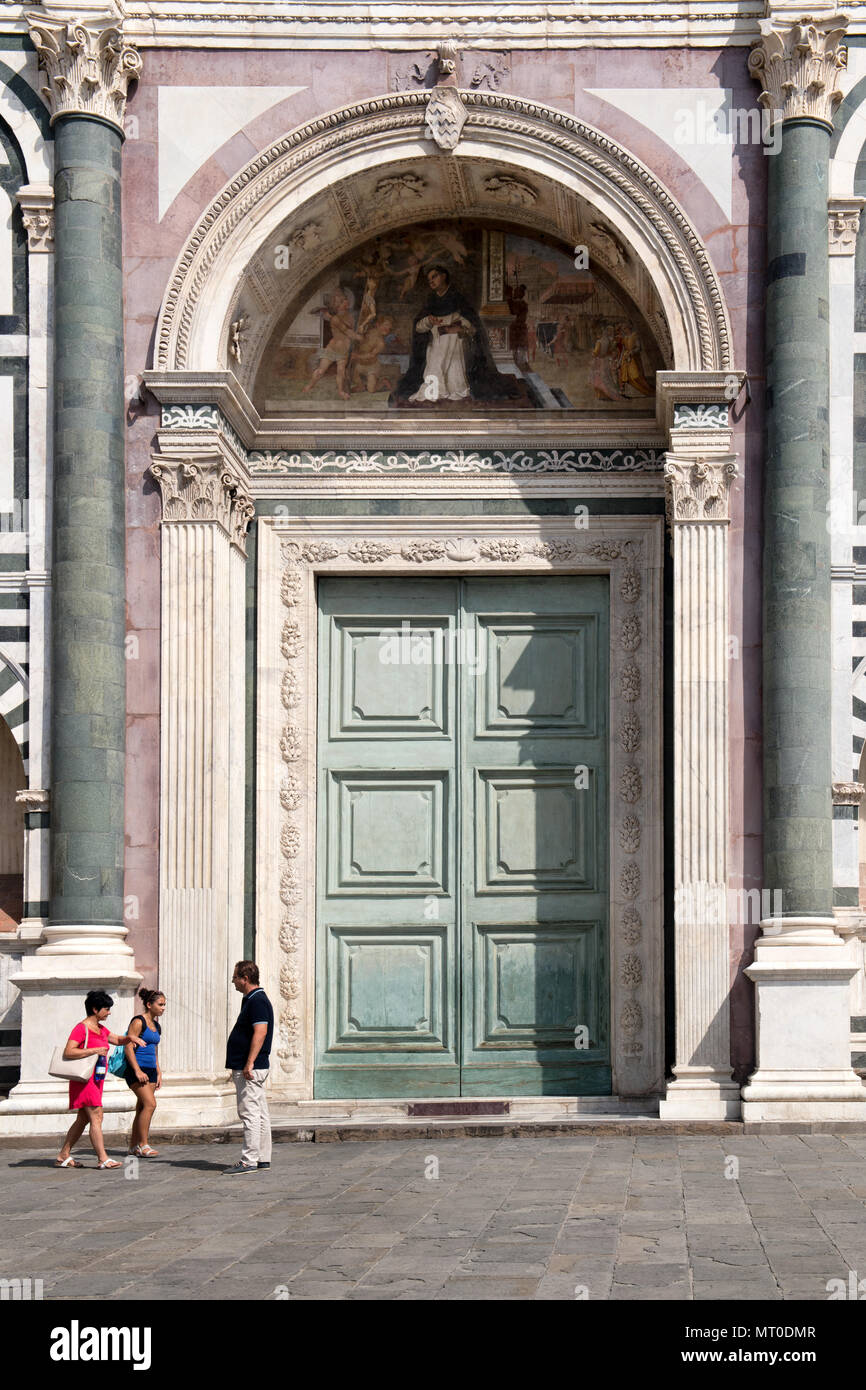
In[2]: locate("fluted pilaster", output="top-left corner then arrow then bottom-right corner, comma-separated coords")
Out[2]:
150,455 -> 251,1081
660,452 -> 741,1118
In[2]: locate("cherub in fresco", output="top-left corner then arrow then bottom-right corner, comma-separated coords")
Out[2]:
350,316 -> 404,394
302,289 -> 362,400
355,243 -> 394,333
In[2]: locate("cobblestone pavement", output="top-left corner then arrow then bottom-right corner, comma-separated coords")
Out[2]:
4,1132 -> 866,1301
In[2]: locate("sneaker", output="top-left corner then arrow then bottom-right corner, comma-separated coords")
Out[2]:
257,1161 -> 271,1169
223,1161 -> 257,1174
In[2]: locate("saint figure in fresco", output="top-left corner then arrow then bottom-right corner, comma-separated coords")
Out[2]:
591,322 -> 622,402
617,323 -> 654,396
390,266 -> 519,406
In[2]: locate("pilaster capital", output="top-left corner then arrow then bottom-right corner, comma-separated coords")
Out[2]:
748,11 -> 848,130
25,6 -> 142,134
14,788 -> 49,813
829,197 -> 866,255
832,780 -> 864,804
149,454 -> 254,556
663,455 -> 739,527
15,184 -> 54,253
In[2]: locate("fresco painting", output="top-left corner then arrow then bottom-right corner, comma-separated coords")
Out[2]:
254,222 -> 663,414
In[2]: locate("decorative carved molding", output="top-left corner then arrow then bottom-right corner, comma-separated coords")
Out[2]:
748,13 -> 848,129
25,11 -> 143,132
149,458 -> 254,554
153,92 -> 732,374
246,447 -> 665,476
15,788 -> 49,812
672,402 -> 729,430
15,183 -> 54,252
664,456 -> 738,525
258,516 -> 663,1097
162,404 -> 220,429
372,172 -> 426,208
483,172 -> 537,206
833,781 -> 865,805
829,197 -> 865,255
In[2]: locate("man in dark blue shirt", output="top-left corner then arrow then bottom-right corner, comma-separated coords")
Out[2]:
224,960 -> 274,1174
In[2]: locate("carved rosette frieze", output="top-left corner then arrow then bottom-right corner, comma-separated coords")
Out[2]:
15,184 -> 54,253
748,13 -> 848,130
266,521 -> 661,1094
25,12 -> 143,133
663,456 -> 738,529
829,198 -> 866,256
149,459 -> 254,556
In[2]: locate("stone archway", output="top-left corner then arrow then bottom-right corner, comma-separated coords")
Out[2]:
152,89 -> 732,383
145,87 -> 742,1123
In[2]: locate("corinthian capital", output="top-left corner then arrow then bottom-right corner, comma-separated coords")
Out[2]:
25,8 -> 142,133
149,457 -> 254,555
748,12 -> 848,129
664,456 -> 738,526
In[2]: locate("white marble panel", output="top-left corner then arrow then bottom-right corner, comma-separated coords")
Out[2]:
158,85 -> 306,219
586,88 -> 734,219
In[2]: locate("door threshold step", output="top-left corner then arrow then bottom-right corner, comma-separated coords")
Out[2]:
407,1101 -> 510,1117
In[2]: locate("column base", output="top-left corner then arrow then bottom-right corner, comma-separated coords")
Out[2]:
741,1068 -> 866,1121
659,1069 -> 741,1120
144,1075 -> 238,1129
0,1078 -> 135,1136
743,916 -> 866,1122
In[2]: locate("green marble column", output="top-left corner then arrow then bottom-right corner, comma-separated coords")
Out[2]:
763,117 -> 833,917
51,114 -> 126,926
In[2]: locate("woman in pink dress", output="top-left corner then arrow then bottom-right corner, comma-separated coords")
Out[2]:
55,990 -> 142,1169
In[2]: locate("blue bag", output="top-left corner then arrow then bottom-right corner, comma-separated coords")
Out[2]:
108,1045 -> 128,1077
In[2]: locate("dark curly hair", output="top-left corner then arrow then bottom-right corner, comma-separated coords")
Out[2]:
139,987 -> 165,1009
84,990 -> 114,1015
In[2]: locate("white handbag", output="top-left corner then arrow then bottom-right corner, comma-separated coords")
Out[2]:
48,1029 -> 98,1082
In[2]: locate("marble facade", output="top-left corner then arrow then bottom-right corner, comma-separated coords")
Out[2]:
0,1 -> 865,1131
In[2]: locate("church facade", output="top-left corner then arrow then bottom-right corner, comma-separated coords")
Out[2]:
1,0 -> 866,1133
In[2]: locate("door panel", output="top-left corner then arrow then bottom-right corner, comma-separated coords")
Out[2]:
315,574 -> 610,1098
461,577 -> 610,1095
316,579 -> 460,1097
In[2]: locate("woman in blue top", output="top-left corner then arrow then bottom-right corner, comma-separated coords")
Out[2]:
124,987 -> 165,1158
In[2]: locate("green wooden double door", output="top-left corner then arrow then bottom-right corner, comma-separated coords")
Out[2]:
315,575 -> 610,1098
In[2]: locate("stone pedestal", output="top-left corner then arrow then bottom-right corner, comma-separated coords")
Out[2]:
742,917 -> 866,1120
0,922 -> 139,1133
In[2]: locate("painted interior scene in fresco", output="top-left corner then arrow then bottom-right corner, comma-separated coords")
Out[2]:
253,221 -> 664,414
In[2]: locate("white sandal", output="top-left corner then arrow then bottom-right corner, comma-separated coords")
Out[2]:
54,1155 -> 83,1168
98,1158 -> 122,1169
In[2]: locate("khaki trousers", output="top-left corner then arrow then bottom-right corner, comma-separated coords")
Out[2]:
232,1068 -> 272,1165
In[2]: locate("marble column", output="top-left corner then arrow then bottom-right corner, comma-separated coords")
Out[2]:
15,185 -> 53,944
0,9 -> 142,1129
743,11 -> 866,1118
149,450 -> 253,1123
660,446 -> 741,1119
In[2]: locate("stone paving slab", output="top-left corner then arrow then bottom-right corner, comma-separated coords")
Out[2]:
3,1133 -> 866,1300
